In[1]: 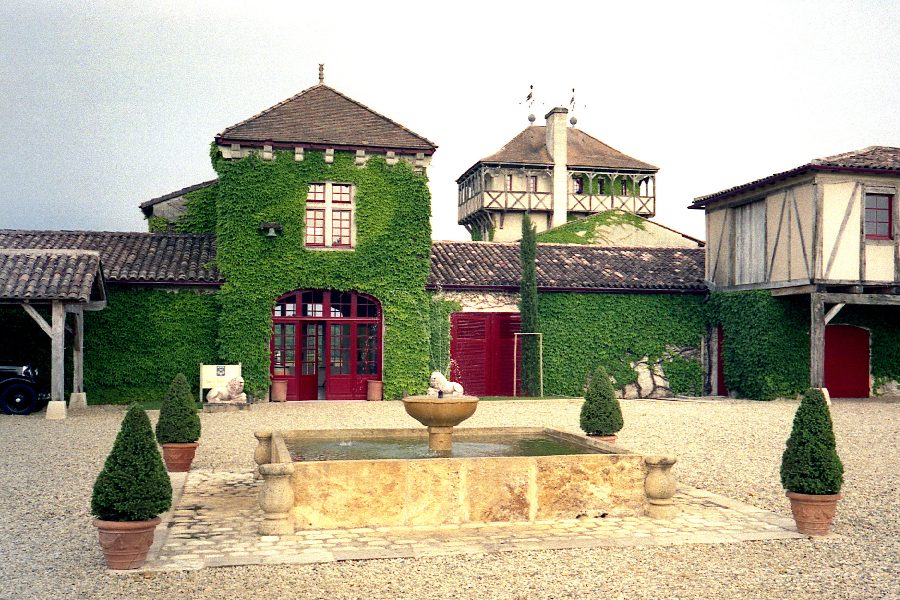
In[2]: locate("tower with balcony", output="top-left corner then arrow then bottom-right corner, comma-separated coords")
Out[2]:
456,107 -> 658,242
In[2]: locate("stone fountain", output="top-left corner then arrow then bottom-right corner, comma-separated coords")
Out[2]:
402,372 -> 478,451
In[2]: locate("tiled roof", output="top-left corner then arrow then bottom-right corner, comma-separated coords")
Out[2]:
216,84 -> 436,152
464,126 -> 657,177
428,241 -> 706,292
139,179 -> 218,213
0,230 -> 221,285
0,249 -> 102,302
691,146 -> 900,208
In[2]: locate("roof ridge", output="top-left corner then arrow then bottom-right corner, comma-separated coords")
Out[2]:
0,229 -> 215,238
322,85 -> 437,149
0,248 -> 101,256
218,83 -> 324,137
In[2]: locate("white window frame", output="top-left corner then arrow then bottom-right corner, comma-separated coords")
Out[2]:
305,182 -> 357,249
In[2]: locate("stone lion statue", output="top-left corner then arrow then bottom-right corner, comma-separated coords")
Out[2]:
207,376 -> 248,404
426,371 -> 464,397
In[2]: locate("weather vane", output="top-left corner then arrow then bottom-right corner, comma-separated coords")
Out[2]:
523,84 -> 536,123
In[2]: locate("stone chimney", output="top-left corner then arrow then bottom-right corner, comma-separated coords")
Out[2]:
545,107 -> 569,229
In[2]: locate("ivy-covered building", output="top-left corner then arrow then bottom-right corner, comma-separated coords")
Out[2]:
0,73 -> 709,411
691,146 -> 900,399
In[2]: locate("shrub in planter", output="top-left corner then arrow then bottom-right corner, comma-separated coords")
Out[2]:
91,404 -> 172,569
155,373 -> 202,472
579,365 -> 624,440
780,388 -> 844,535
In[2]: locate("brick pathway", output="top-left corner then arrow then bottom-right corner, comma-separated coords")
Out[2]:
139,471 -> 808,572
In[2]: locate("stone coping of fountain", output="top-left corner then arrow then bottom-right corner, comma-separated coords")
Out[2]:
254,427 -> 671,532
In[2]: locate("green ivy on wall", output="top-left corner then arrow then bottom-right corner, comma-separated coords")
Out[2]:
707,290 -> 810,400
211,149 -> 433,398
663,355 -> 704,396
83,287 -> 220,404
147,215 -> 170,233
176,183 -> 219,234
536,210 -> 646,245
538,292 -> 705,395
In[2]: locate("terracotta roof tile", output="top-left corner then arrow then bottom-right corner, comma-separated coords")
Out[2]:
216,85 -> 436,152
0,231 -> 221,285
428,241 -> 705,292
468,126 -> 657,175
691,146 -> 900,208
0,249 -> 102,302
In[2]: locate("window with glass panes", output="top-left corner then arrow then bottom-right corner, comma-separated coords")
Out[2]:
864,193 -> 893,240
305,182 -> 356,248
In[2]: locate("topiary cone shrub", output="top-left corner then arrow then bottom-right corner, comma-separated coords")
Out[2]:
156,373 -> 201,444
92,404 -> 173,569
780,388 -> 844,535
156,373 -> 201,472
579,365 -> 624,438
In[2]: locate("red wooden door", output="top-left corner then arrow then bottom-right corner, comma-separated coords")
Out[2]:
450,312 -> 521,396
824,325 -> 870,398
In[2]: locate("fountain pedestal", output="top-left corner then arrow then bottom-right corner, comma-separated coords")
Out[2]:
402,395 -> 479,452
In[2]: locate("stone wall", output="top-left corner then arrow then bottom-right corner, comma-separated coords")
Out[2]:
433,290 -> 520,312
619,347 -> 700,400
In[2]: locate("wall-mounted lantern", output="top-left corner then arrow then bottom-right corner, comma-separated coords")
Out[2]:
259,222 -> 283,238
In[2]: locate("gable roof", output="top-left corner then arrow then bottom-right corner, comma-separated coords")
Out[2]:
0,231 -> 221,285
428,241 -> 705,292
0,249 -> 105,303
690,146 -> 900,208
459,126 -> 657,181
215,84 -> 436,153
139,179 -> 218,215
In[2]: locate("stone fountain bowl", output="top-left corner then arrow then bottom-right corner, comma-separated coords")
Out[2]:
402,395 -> 479,428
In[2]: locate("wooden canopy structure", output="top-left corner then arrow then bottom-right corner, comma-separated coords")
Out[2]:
0,249 -> 107,419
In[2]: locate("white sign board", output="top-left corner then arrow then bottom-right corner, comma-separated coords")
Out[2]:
199,364 -> 242,401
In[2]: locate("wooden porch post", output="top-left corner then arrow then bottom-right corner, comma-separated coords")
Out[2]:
810,293 -> 825,389
69,305 -> 88,412
46,301 -> 67,419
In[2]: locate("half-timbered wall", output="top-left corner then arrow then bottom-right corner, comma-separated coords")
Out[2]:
705,171 -> 899,290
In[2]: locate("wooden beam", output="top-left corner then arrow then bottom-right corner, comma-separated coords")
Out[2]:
810,294 -> 825,388
824,183 -> 859,279
72,305 -> 84,394
819,293 -> 900,306
51,301 -> 65,402
22,304 -> 52,337
770,284 -> 820,297
824,303 -> 845,325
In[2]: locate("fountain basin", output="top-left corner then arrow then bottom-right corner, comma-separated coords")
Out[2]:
256,427 -> 653,531
402,394 -> 479,452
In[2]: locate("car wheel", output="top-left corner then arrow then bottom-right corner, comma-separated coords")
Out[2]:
1,384 -> 38,415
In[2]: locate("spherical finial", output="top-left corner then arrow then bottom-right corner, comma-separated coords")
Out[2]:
569,115 -> 578,126
528,113 -> 536,124
318,64 -> 325,84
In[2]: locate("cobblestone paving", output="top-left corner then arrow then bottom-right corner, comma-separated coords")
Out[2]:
142,469 -> 807,572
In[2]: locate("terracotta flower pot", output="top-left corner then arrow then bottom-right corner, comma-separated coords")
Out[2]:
93,517 -> 161,569
161,442 -> 199,472
786,491 -> 841,535
588,433 -> 617,444
271,380 -> 288,402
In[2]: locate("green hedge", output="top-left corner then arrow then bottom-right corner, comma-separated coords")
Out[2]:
538,292 -> 705,396
211,150 -> 432,398
536,210 -> 645,245
83,287 -> 220,404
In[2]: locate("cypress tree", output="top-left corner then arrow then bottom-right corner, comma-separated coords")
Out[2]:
92,404 -> 172,521
155,373 -> 201,444
519,212 -> 540,396
580,365 -> 624,436
780,388 -> 843,495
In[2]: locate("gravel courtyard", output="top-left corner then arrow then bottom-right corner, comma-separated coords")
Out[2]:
0,397 -> 896,600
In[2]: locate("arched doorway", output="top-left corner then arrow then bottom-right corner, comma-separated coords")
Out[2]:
824,324 -> 870,398
271,290 -> 381,400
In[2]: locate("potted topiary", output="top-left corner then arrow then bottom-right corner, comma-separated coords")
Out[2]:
580,365 -> 624,443
92,404 -> 172,569
780,388 -> 844,535
155,373 -> 202,472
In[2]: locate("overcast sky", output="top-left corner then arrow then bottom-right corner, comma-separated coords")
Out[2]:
1,1 -> 897,241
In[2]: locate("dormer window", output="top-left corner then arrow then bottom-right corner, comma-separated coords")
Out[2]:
305,182 -> 356,249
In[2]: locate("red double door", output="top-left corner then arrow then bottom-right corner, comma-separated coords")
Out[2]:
450,312 -> 522,397
271,290 -> 381,400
